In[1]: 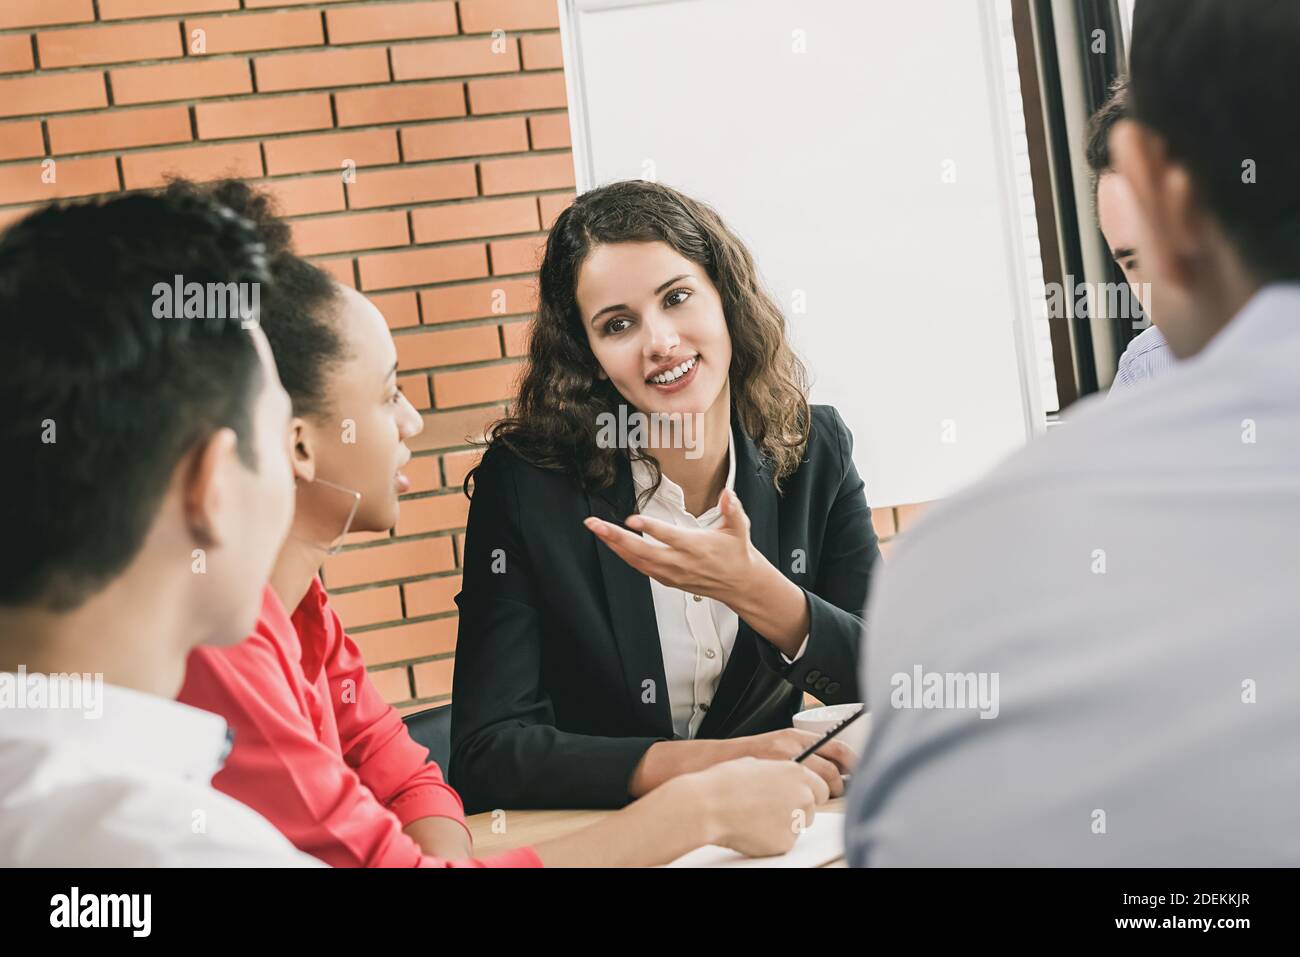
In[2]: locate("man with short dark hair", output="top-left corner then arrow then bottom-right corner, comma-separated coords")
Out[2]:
1086,77 -> 1175,391
0,193 -> 318,865
847,0 -> 1300,865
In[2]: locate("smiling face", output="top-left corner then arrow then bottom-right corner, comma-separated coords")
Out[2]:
1096,170 -> 1155,321
295,285 -> 423,537
575,241 -> 732,420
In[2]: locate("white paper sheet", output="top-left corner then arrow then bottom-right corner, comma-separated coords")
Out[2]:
663,813 -> 845,868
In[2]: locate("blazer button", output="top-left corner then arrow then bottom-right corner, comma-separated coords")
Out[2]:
825,682 -> 840,695
805,670 -> 822,686
815,676 -> 829,692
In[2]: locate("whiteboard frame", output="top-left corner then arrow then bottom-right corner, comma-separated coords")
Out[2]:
557,0 -> 1048,501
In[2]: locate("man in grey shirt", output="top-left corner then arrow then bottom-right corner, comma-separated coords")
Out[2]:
847,0 -> 1300,866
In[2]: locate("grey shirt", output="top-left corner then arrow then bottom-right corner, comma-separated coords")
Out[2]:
846,283 -> 1300,866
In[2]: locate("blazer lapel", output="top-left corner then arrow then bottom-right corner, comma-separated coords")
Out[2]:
588,460 -> 675,739
696,422 -> 780,738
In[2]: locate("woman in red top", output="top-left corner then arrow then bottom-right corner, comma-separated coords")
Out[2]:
175,179 -> 829,867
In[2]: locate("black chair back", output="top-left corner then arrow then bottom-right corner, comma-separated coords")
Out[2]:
402,703 -> 452,772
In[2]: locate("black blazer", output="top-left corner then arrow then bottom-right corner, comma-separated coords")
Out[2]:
449,404 -> 880,812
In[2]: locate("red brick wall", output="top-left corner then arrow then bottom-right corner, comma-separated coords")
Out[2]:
1,0 -> 911,715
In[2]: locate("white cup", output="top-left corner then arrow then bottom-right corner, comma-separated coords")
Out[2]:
792,703 -> 871,762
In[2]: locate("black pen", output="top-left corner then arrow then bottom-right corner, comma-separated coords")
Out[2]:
793,706 -> 867,763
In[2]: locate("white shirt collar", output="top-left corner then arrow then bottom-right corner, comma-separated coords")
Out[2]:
0,677 -> 232,784
630,425 -> 737,518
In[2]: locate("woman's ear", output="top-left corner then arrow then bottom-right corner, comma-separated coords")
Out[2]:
290,417 -> 317,484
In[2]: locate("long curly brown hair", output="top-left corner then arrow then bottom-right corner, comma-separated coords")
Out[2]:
474,180 -> 810,499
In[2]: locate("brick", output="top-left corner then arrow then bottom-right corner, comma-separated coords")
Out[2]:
0,157 -> 119,205
467,72 -> 566,114
358,242 -> 487,292
528,112 -> 570,149
0,205 -> 38,232
244,0 -> 352,7
391,36 -> 519,81
254,47 -> 390,93
488,234 -> 545,275
398,372 -> 431,410
345,162 -> 477,210
395,325 -> 500,370
109,59 -> 251,106
400,117 -> 527,162
413,195 -> 540,244
290,210 -> 409,257
196,93 -> 331,140
520,33 -> 563,71
0,121 -> 45,162
264,129 -> 398,176
401,455 -> 441,493
185,10 -> 323,54
403,574 -> 461,617
49,106 -> 191,155
38,21 -> 182,68
408,404 -> 503,452
410,196 -> 537,244
872,507 -> 897,539
325,1 -> 456,44
121,141 -> 261,189
0,35 -> 35,75
396,493 -> 470,535
358,620 -> 455,667
458,0 -> 559,33
328,585 -> 403,628
257,174 -> 345,216
894,502 -> 931,532
432,361 -> 522,408
316,257 -> 355,286
441,450 -> 481,488
419,277 -> 536,323
411,658 -> 454,698
538,191 -> 573,228
0,0 -> 93,30
368,290 -> 420,329
323,536 -> 455,590
0,73 -> 106,119
479,152 -> 574,195
367,665 -> 413,704
501,320 -> 531,357
100,0 -> 238,19
335,80 -> 464,127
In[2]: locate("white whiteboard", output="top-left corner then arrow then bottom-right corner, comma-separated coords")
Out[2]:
559,0 -> 1050,506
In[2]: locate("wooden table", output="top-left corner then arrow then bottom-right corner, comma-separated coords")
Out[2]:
466,796 -> 847,867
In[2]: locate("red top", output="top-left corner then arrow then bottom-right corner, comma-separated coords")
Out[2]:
178,579 -> 541,868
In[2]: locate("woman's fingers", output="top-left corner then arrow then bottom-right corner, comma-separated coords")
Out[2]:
584,517 -> 670,577
801,753 -> 845,798
623,513 -> 692,547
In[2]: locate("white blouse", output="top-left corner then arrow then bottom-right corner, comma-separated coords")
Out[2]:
630,429 -> 805,739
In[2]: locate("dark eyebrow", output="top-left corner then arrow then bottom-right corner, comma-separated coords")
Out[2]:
1112,247 -> 1137,260
385,361 -> 398,378
589,274 -> 693,326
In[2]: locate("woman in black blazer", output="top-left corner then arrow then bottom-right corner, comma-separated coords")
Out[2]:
450,181 -> 880,813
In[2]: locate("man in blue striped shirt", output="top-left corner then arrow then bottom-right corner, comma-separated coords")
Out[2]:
1086,78 -> 1176,391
